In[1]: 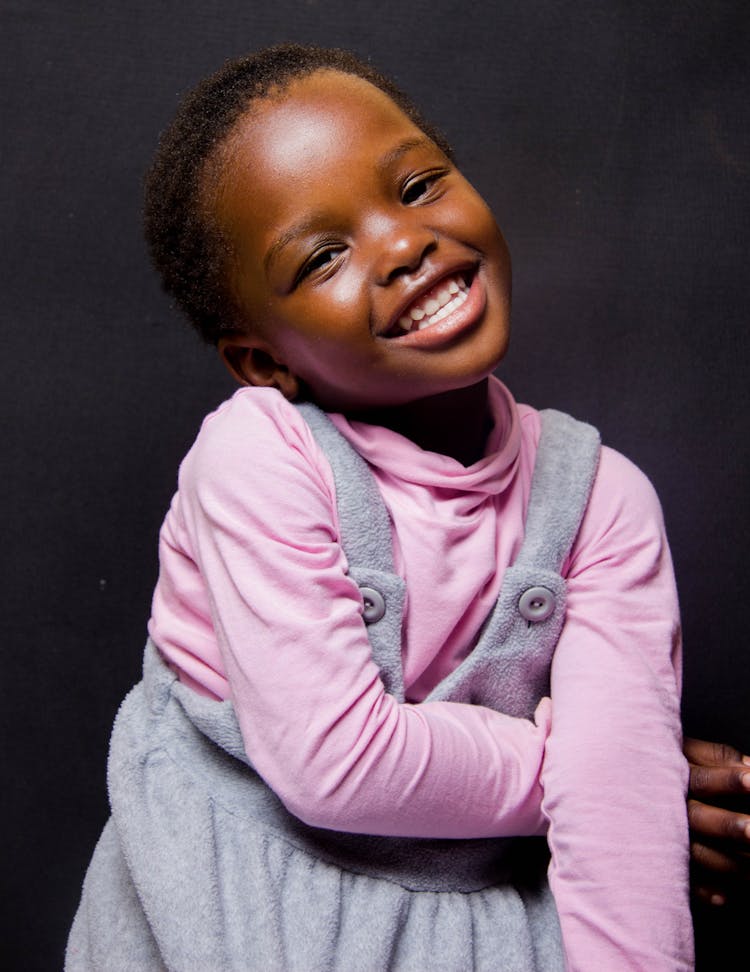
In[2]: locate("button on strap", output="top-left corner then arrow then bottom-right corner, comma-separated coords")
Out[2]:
359,586 -> 386,624
518,586 -> 556,623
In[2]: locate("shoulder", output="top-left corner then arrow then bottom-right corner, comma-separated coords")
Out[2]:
185,387 -> 321,470
593,443 -> 662,513
575,443 -> 668,569
516,402 -> 662,519
569,429 -> 668,573
177,388 -> 337,524
515,401 -> 667,564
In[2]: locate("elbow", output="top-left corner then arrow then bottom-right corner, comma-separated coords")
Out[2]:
264,730 -> 396,833
281,791 -> 347,831
272,766 -> 373,832
247,684 -> 401,832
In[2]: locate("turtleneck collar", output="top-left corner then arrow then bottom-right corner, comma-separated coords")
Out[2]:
329,377 -> 522,499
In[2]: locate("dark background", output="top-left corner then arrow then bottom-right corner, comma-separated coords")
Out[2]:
2,1 -> 748,969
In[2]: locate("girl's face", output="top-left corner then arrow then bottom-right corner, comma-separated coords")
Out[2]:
214,70 -> 512,413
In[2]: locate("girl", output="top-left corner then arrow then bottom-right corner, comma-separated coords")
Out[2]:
67,44 -> 745,971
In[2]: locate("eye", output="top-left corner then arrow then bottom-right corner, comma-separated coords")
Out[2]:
296,245 -> 344,284
401,169 -> 447,205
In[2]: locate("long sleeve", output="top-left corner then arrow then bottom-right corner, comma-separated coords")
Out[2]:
542,446 -> 693,970
149,383 -> 692,972
153,388 -> 549,837
149,384 -> 692,966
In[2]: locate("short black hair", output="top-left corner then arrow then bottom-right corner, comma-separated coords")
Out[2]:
143,44 -> 452,345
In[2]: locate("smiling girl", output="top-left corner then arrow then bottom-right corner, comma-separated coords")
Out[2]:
66,44 -> 742,972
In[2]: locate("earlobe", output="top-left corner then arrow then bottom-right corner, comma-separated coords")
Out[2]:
218,337 -> 300,401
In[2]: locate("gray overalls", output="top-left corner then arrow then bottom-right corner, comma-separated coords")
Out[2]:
66,405 -> 600,972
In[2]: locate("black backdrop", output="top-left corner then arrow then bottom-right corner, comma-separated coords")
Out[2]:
2,2 -> 748,969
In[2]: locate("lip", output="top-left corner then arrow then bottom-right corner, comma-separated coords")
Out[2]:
378,267 -> 487,349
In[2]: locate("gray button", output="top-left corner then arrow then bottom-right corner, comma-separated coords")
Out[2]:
518,586 -> 555,623
360,586 -> 386,624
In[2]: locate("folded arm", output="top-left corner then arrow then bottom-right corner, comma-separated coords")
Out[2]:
174,392 -> 548,837
541,447 -> 693,970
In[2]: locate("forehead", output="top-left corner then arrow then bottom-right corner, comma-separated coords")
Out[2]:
231,70 -> 421,177
213,71 -> 427,241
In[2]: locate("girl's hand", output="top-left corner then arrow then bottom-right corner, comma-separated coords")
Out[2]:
684,737 -> 750,906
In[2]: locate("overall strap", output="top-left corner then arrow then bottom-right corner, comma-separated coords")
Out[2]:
425,409 -> 601,718
296,403 -> 395,573
296,403 -> 600,713
296,402 -> 407,700
515,409 -> 601,572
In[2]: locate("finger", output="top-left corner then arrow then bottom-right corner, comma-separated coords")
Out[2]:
690,840 -> 747,875
688,762 -> 750,799
687,800 -> 750,844
691,881 -> 728,907
534,696 -> 551,728
683,737 -> 747,768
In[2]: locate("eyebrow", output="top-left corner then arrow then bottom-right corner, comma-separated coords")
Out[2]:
376,135 -> 434,172
264,214 -> 329,274
264,135 -> 435,273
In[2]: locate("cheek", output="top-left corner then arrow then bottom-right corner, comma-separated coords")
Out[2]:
229,262 -> 275,333
445,186 -> 507,252
470,199 -> 506,252
325,268 -> 368,312
475,206 -> 511,272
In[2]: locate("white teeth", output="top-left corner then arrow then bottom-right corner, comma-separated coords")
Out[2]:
393,273 -> 471,334
416,290 -> 469,329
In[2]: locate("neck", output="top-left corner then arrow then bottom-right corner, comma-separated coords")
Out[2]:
349,379 -> 493,466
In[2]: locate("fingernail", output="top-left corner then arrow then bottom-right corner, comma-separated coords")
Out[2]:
742,755 -> 750,766
744,820 -> 750,840
742,772 -> 750,790
710,893 -> 726,907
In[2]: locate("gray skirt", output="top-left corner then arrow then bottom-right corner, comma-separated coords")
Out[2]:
67,642 -> 562,972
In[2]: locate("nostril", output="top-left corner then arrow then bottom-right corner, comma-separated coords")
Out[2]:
384,233 -> 437,284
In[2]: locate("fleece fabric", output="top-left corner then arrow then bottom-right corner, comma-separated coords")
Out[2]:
66,405 -> 599,972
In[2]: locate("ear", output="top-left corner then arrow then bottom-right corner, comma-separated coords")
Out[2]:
218,335 -> 301,401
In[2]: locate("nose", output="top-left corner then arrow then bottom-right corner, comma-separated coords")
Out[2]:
370,216 -> 437,285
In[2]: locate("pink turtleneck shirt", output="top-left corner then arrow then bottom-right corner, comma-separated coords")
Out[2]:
148,378 -> 692,971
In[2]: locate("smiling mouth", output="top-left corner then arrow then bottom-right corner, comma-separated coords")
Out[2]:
383,270 -> 474,337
